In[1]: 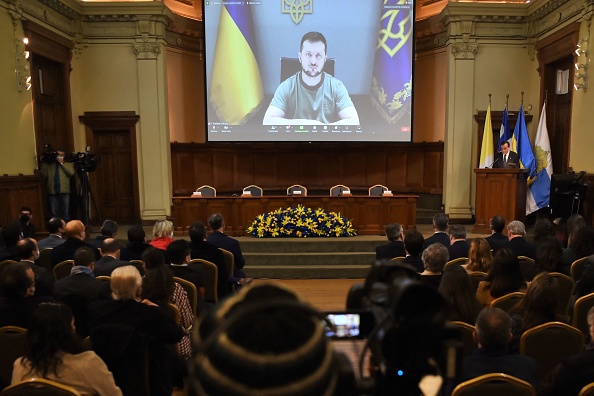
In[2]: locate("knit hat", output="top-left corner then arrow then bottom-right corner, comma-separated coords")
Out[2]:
191,283 -> 338,396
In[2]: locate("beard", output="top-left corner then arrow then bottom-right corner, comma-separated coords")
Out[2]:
302,64 -> 323,78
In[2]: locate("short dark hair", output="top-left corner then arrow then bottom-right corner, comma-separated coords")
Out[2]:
385,223 -> 403,242
73,247 -> 96,267
167,239 -> 190,264
189,221 -> 207,243
449,225 -> 466,240
433,213 -> 449,231
100,219 -> 118,236
300,31 -> 327,54
142,247 -> 166,270
16,238 -> 37,259
208,213 -> 224,232
500,141 -> 510,148
490,215 -> 505,233
1,222 -> 22,247
47,217 -> 64,234
0,262 -> 31,299
475,307 -> 512,349
127,225 -> 146,243
101,239 -> 121,254
404,230 -> 424,256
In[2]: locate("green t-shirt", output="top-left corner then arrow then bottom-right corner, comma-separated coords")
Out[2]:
269,72 -> 353,124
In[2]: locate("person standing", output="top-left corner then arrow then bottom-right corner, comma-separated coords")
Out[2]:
40,149 -> 75,221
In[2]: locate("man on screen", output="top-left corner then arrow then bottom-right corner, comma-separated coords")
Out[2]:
263,31 -> 359,126
493,141 -> 520,168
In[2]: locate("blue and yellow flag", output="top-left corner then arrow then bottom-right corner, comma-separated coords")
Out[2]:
209,4 -> 263,125
498,107 -> 510,151
370,0 -> 413,124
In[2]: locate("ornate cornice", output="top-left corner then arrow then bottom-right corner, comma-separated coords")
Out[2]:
133,42 -> 161,60
451,42 -> 479,59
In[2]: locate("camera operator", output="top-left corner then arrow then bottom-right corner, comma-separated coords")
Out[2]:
40,149 -> 75,221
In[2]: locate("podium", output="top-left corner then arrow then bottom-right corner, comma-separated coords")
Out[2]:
474,168 -> 529,233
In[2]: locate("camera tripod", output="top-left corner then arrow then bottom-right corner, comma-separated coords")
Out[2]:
78,169 -> 100,225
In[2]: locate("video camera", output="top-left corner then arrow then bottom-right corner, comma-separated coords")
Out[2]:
40,144 -> 58,164
69,149 -> 99,173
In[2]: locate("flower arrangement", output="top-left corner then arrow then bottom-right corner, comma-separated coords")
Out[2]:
246,205 -> 357,238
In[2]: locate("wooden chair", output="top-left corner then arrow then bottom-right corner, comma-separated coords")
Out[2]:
518,256 -> 539,282
37,248 -> 53,270
164,303 -> 180,325
549,272 -> 575,317
242,185 -> 263,197
96,276 -> 111,282
219,248 -> 234,278
468,271 -> 487,295
368,184 -> 388,196
390,256 -> 406,261
520,321 -> 585,384
52,260 -> 74,281
572,292 -> 594,339
451,321 -> 477,357
287,184 -> 307,196
0,326 -> 27,390
571,256 -> 590,281
329,184 -> 350,196
195,185 -> 216,197
452,373 -> 536,396
173,276 -> 198,318
490,292 -> 525,313
0,378 -> 81,396
445,257 -> 468,269
189,259 -> 218,303
579,382 -> 594,396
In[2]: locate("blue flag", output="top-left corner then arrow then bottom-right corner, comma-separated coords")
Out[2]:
498,107 -> 511,150
514,104 -> 536,178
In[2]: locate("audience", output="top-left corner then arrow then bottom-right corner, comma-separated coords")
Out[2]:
463,238 -> 492,273
506,220 -> 536,259
375,223 -> 406,260
88,219 -> 118,250
534,236 -> 564,275
476,248 -> 527,306
0,221 -> 22,262
423,213 -> 449,249
485,215 -> 508,254
37,217 -> 66,250
11,302 -> 122,395
18,206 -> 36,239
562,214 -> 586,266
207,213 -> 252,285
149,220 -> 175,250
50,220 -> 100,267
532,217 -> 555,246
119,224 -> 152,261
438,264 -> 481,324
16,238 -> 54,297
420,243 -> 448,289
395,229 -> 424,272
447,225 -> 469,260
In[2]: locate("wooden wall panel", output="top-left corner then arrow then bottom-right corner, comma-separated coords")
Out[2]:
0,175 -> 46,231
170,142 -> 444,196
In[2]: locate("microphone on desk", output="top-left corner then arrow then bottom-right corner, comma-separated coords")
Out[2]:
487,157 -> 501,169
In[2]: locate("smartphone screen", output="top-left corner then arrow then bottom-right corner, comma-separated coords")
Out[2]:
324,312 -> 363,339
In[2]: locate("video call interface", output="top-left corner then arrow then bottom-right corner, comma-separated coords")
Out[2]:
204,0 -> 414,142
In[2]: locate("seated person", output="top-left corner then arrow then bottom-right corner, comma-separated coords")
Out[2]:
16,238 -> 54,297
419,243 -> 448,289
119,224 -> 152,261
51,220 -> 100,267
476,248 -> 527,306
94,238 -> 141,277
485,215 -> 508,254
149,220 -> 175,251
263,31 -> 359,126
375,223 -> 406,260
11,302 -> 122,395
0,221 -> 22,262
37,217 -> 66,250
207,213 -> 252,285
506,220 -> 536,260
88,219 -> 118,250
392,230 -> 424,272
447,225 -> 469,260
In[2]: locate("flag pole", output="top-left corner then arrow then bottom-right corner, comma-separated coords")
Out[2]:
545,90 -> 548,105
521,91 -> 524,106
506,94 -> 509,109
489,93 -> 491,105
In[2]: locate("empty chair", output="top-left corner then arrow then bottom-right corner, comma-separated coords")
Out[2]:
53,260 -> 74,281
287,184 -> 307,196
0,378 -> 81,396
189,259 -> 219,303
195,185 -> 216,197
490,292 -> 525,313
329,185 -> 350,196
242,185 -> 263,197
452,373 -> 536,396
368,184 -> 388,196
572,292 -> 594,339
451,321 -> 478,358
571,257 -> 589,281
520,322 -> 584,384
518,256 -> 539,282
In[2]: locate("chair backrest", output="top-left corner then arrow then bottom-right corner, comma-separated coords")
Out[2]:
517,256 -> 539,282
37,248 -> 53,270
219,248 -> 234,279
173,276 -> 198,318
445,257 -> 469,269
490,292 -> 525,313
189,259 -> 218,303
571,256 -> 590,281
195,185 -> 216,197
243,185 -> 263,197
452,373 -> 536,396
468,271 -> 487,295
368,184 -> 388,196
579,382 -> 594,396
96,275 -> 111,282
280,57 -> 335,82
520,321 -> 585,384
164,303 -> 180,324
451,321 -> 477,358
329,184 -> 350,197
572,292 -> 594,339
52,260 -> 74,281
549,272 -> 575,317
390,256 -> 406,261
0,378 -> 81,396
0,327 -> 27,390
287,184 -> 307,196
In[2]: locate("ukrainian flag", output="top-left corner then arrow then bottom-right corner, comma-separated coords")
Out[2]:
209,4 -> 263,125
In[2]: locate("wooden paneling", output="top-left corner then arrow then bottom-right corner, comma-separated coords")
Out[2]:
171,142 -> 444,196
0,175 -> 46,230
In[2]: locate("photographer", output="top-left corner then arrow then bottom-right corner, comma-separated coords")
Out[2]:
40,148 -> 75,221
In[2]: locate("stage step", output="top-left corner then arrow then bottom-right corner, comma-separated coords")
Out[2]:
238,237 -> 385,254
246,264 -> 371,279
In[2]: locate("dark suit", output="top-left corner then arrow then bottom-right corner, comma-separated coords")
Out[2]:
448,240 -> 470,260
207,231 -> 246,279
546,350 -> 594,396
20,260 -> 54,297
169,264 -> 206,304
51,238 -> 101,267
0,247 -> 19,262
508,237 -> 536,259
88,235 -> 110,250
493,150 -> 520,168
94,256 -> 143,277
120,241 -> 152,262
393,255 -> 424,273
423,232 -> 450,249
189,241 -> 230,299
462,348 -> 538,390
375,241 -> 406,261
0,296 -> 54,328
37,234 -> 66,250
486,232 -> 508,254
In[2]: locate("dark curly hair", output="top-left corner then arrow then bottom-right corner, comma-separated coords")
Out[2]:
141,247 -> 174,306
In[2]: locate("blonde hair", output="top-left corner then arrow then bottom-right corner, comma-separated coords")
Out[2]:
467,238 -> 493,272
64,220 -> 85,238
152,220 -> 173,238
110,265 -> 142,300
